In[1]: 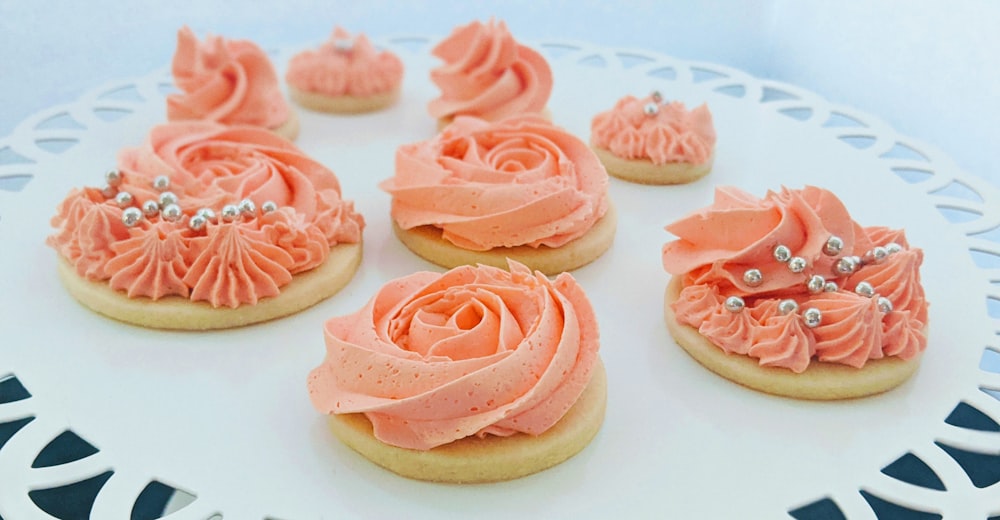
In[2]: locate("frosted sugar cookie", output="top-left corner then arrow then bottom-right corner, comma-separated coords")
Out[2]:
308,261 -> 606,483
381,114 -> 616,275
661,186 -> 928,399
48,122 -> 365,330
591,92 -> 715,184
286,27 -> 403,114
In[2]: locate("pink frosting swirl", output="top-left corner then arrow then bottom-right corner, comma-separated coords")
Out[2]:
308,261 -> 600,450
49,121 -> 363,308
168,26 -> 290,130
664,185 -> 928,371
663,186 -> 868,294
286,27 -> 403,97
107,222 -> 191,299
591,94 -> 716,165
427,19 -> 552,122
382,115 -> 609,250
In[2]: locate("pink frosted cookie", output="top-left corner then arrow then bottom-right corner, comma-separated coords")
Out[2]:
428,19 -> 552,130
308,260 -> 606,483
381,114 -> 616,275
662,186 -> 928,399
48,122 -> 364,330
168,26 -> 299,140
286,27 -> 404,114
591,92 -> 715,184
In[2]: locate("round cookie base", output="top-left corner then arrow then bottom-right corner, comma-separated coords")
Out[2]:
272,109 -> 301,141
663,277 -> 922,400
593,147 -> 713,185
392,203 -> 617,276
327,359 -> 607,483
56,242 -> 362,330
289,85 -> 400,114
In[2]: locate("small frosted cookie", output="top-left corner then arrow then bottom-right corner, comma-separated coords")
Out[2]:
591,92 -> 715,185
168,26 -> 299,141
428,19 -> 552,129
308,261 -> 606,483
48,121 -> 365,330
661,185 -> 929,399
382,115 -> 615,275
286,27 -> 403,114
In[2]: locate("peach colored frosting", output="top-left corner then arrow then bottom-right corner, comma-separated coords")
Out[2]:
427,19 -> 552,122
168,26 -> 290,130
48,121 -> 364,308
662,186 -> 928,372
307,261 -> 600,450
381,115 -> 609,251
591,94 -> 715,165
286,27 -> 403,97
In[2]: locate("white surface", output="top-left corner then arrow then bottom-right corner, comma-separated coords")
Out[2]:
3,0 -> 1000,192
1,37 -> 998,519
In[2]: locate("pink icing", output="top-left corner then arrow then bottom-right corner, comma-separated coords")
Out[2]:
107,222 -> 191,300
663,185 -> 928,372
591,94 -> 715,165
308,261 -> 600,450
168,26 -> 290,130
427,19 -> 552,122
381,115 -> 609,250
286,27 -> 403,97
48,121 -> 364,308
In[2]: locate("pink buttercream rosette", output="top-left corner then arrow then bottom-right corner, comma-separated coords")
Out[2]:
286,27 -> 403,97
381,114 -> 609,251
307,260 -> 600,450
428,19 -> 552,122
167,26 -> 291,131
662,186 -> 928,372
591,93 -> 715,165
48,122 -> 364,308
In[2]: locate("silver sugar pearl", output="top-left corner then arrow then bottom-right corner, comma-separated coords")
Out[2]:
854,281 -> 875,298
221,204 -> 240,222
188,214 -> 207,231
152,175 -> 171,191
885,242 -> 903,254
877,296 -> 894,313
823,281 -> 839,292
650,90 -> 663,103
773,244 -> 792,263
158,191 -> 178,207
869,246 -> 889,264
834,256 -> 858,275
788,256 -> 807,273
778,299 -> 799,315
643,102 -> 659,116
807,275 -> 826,294
114,191 -> 134,208
823,235 -> 844,256
161,203 -> 183,222
196,208 -> 217,223
121,207 -> 143,227
238,198 -> 257,217
333,38 -> 354,52
802,308 -> 822,328
261,200 -> 278,214
101,185 -> 117,199
105,169 -> 123,187
724,296 -> 746,313
743,268 -> 763,287
142,200 -> 160,217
